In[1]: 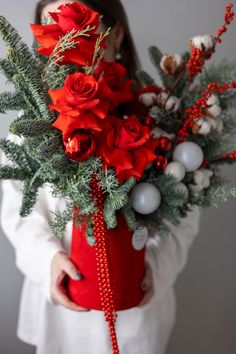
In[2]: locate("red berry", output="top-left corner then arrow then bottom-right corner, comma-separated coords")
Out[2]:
155,156 -> 168,169
159,137 -> 172,151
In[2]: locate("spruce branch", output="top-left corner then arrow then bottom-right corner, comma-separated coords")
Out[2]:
0,139 -> 33,173
7,48 -> 52,120
10,119 -> 53,137
20,178 -> 43,217
0,91 -> 25,113
0,58 -> 16,82
0,166 -> 30,180
135,69 -> 156,86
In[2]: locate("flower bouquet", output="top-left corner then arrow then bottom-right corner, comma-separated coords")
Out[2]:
0,2 -> 236,352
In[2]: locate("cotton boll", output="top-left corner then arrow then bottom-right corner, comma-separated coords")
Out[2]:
190,35 -> 215,56
216,118 -> 224,133
207,94 -> 220,107
156,92 -> 168,107
201,35 -> 215,50
190,35 -> 203,50
151,127 -> 176,140
165,96 -> 181,112
206,104 -> 222,118
139,92 -> 157,107
160,54 -> 184,75
197,120 -> 211,136
189,169 -> 213,193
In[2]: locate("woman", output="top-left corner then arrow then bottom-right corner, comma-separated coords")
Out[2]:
0,0 -> 201,353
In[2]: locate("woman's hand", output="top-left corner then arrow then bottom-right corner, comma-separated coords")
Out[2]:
50,251 -> 89,312
138,262 -> 154,307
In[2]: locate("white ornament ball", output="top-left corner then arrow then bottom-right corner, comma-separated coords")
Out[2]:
131,182 -> 161,215
174,182 -> 189,198
173,142 -> 204,172
164,162 -> 186,182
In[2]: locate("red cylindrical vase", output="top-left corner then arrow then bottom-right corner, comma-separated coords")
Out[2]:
68,213 -> 146,311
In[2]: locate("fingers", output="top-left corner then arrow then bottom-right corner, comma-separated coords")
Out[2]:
141,263 -> 152,292
51,284 -> 89,312
60,255 -> 82,281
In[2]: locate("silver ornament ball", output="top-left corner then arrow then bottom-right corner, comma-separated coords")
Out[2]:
174,182 -> 189,199
164,161 -> 186,182
131,182 -> 161,215
173,141 -> 204,172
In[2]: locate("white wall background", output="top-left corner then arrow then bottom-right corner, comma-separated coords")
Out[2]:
0,1 -> 236,353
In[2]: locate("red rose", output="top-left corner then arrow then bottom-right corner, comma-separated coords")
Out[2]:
50,72 -> 112,136
30,2 -> 103,66
94,60 -> 134,106
64,130 -> 95,161
97,116 -> 158,182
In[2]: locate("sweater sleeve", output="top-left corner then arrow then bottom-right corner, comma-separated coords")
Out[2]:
145,205 -> 201,300
0,133 -> 65,302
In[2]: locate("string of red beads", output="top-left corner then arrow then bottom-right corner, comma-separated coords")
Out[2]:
177,81 -> 236,139
90,176 -> 119,354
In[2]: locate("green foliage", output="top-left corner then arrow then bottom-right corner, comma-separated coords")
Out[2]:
0,166 -> 30,180
0,91 -> 25,113
135,69 -> 156,86
190,186 -> 236,208
148,46 -> 169,89
103,178 -> 136,229
10,119 -> 53,137
20,178 -> 43,217
0,139 -> 33,173
0,58 -> 16,82
49,200 -> 74,239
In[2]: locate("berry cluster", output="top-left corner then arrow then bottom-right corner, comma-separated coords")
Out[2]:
186,3 -> 234,79
215,3 -> 235,43
178,82 -> 236,138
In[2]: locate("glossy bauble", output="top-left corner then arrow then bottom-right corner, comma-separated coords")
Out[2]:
131,182 -> 161,214
173,141 -> 204,172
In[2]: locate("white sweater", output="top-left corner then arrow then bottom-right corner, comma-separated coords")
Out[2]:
0,133 -> 201,354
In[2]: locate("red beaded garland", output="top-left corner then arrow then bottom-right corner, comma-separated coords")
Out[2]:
91,176 -> 119,354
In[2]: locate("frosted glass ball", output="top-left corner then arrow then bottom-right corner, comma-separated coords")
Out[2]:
174,182 -> 189,199
173,142 -> 204,172
164,161 -> 186,182
131,183 -> 161,214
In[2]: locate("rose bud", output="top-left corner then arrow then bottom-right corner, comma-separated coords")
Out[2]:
160,54 -> 184,75
139,92 -> 157,107
64,130 -> 95,162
